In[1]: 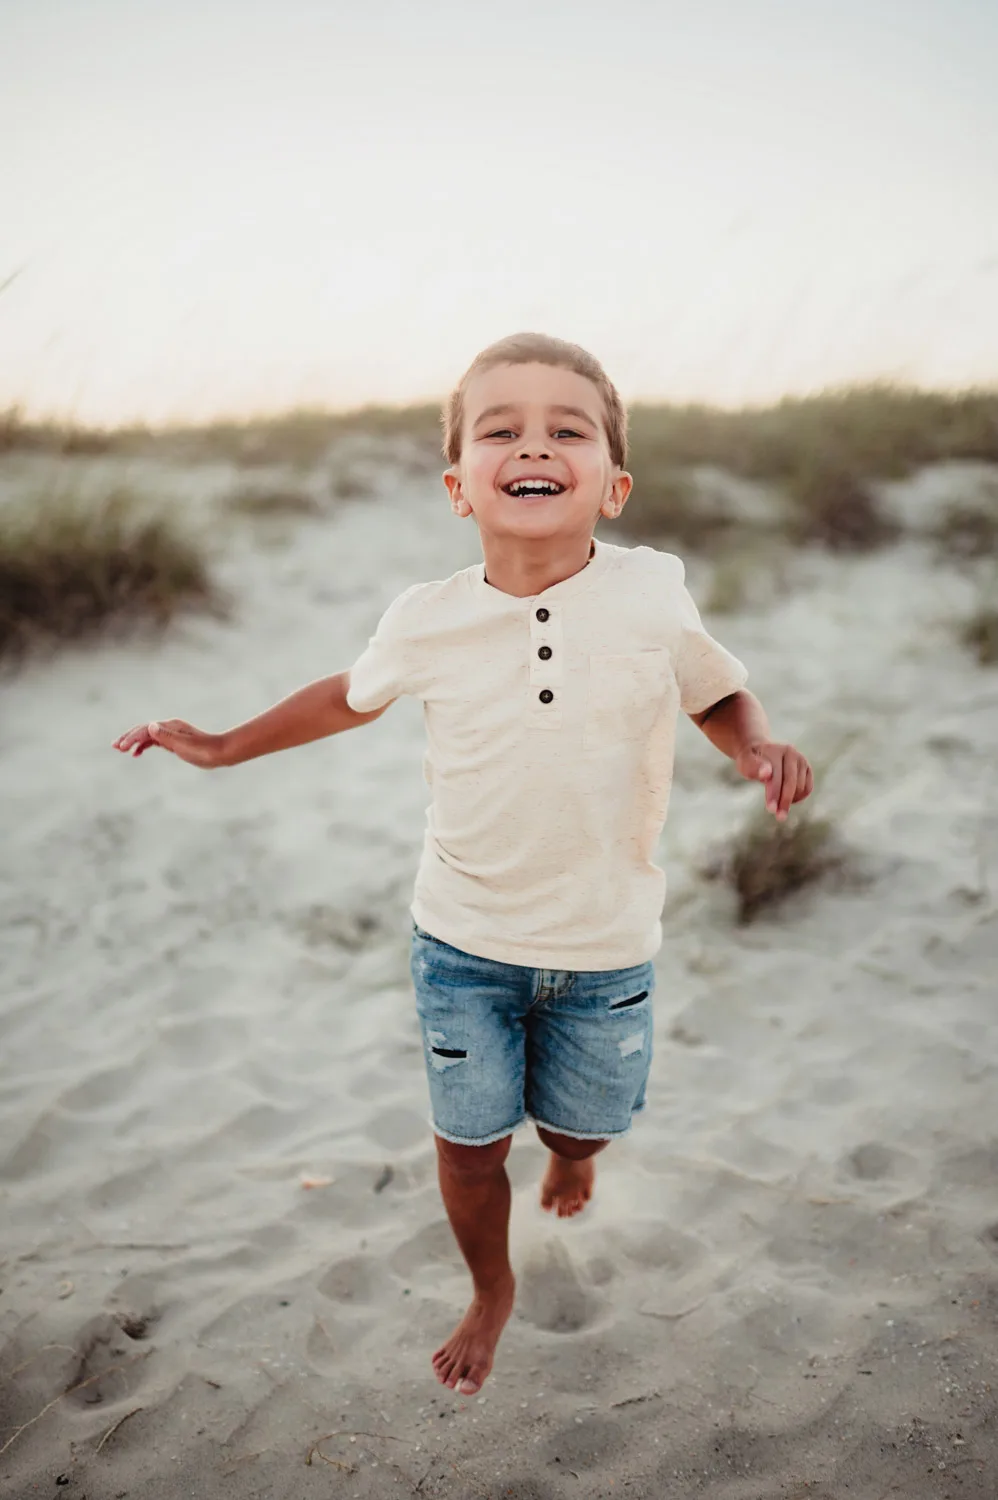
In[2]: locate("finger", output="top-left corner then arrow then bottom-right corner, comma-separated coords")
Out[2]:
113,725 -> 149,751
764,752 -> 784,814
794,763 -> 814,802
777,753 -> 798,819
147,720 -> 186,748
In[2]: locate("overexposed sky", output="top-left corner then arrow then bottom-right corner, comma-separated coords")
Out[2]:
2,0 -> 997,424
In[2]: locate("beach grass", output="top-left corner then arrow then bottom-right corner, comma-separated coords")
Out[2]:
626,385 -> 998,485
0,486 -> 220,662
222,484 -> 323,518
5,385 -> 996,476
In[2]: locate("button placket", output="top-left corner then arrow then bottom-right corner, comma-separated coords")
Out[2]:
529,604 -> 563,727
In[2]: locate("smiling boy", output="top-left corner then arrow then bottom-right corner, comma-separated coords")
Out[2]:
114,332 -> 812,1398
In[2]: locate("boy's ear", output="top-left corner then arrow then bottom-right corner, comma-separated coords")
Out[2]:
444,468 -> 473,518
600,470 -> 633,520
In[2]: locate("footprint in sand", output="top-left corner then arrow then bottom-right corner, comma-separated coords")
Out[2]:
389,1218 -> 464,1280
979,1221 -> 998,1252
516,1238 -> 600,1333
317,1253 -> 383,1303
843,1141 -> 915,1183
607,1221 -> 708,1276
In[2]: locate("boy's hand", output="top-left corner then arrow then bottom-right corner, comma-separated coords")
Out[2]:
112,719 -> 227,769
735,741 -> 813,820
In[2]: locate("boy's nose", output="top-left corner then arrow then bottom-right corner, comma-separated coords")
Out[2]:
516,445 -> 552,460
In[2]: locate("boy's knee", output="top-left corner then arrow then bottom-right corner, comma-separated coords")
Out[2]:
536,1126 -> 609,1161
435,1132 -> 512,1179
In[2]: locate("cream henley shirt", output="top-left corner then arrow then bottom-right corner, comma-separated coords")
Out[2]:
346,538 -> 748,971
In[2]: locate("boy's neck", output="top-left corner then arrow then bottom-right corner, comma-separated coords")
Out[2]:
480,533 -> 596,599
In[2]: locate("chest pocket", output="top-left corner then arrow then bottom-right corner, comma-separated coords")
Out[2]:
583,649 -> 670,751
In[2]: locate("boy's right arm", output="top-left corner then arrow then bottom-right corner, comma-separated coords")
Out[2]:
112,671 -> 390,768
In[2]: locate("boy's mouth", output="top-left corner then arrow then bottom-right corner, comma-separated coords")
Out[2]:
500,478 -> 567,498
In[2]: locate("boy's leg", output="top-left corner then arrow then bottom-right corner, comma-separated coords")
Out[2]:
410,924 -> 533,1394
432,1133 -> 516,1395
535,1127 -> 609,1218
527,960 -> 656,1216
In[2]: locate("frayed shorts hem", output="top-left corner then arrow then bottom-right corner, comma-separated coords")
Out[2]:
428,1102 -> 646,1149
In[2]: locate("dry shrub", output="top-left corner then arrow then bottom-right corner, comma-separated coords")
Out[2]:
329,468 -> 376,501
615,468 -> 737,549
961,601 -> 998,665
704,810 -> 844,923
931,484 -> 998,561
223,485 -> 322,518
786,460 -> 900,552
0,487 -> 220,662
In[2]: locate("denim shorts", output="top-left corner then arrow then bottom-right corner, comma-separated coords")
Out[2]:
409,922 -> 656,1147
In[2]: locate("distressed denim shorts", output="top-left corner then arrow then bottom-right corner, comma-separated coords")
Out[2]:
409,922 -> 656,1147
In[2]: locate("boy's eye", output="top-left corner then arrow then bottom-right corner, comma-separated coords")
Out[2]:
554,428 -> 584,439
484,428 -> 516,440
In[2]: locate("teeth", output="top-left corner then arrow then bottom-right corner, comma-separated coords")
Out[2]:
507,480 -> 562,495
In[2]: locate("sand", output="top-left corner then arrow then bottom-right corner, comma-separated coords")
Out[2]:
1,452 -> 997,1498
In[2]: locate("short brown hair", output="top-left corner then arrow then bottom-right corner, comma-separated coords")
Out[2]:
442,332 -> 628,469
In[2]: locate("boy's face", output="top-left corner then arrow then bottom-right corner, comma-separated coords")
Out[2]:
444,362 -> 631,542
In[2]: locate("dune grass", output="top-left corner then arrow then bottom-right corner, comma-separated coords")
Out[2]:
0,487 -> 220,662
5,384 -> 997,558
621,386 -> 998,548
0,406 -> 145,457
626,385 -> 998,485
6,384 -> 996,475
222,484 -> 323,518
151,404 -> 442,469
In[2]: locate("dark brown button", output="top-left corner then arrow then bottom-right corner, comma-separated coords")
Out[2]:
539,689 -> 554,704
535,607 -> 550,622
537,645 -> 552,660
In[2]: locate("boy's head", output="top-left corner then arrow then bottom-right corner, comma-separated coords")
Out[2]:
442,333 -> 632,541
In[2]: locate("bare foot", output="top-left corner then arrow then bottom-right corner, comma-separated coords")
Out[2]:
432,1274 -> 516,1395
540,1153 -> 595,1218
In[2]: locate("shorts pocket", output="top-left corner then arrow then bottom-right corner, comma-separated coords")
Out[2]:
583,649 -> 670,751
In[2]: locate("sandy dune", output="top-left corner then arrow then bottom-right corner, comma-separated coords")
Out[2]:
2,455 -> 997,1498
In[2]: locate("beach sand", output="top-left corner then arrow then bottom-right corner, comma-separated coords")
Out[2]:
2,454 -> 997,1497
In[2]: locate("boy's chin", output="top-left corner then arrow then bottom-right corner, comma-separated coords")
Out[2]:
485,507 -> 590,541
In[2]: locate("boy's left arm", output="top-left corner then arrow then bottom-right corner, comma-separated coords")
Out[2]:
689,689 -> 813,821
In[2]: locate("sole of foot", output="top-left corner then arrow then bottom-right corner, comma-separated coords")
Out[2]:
540,1153 -> 595,1218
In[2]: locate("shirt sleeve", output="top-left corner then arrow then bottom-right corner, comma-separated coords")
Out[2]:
673,573 -> 749,715
345,584 -> 421,713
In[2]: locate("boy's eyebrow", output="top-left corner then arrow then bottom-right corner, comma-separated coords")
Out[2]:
471,403 -> 600,428
551,404 -> 599,427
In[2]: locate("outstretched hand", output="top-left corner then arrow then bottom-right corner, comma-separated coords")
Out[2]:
112,719 -> 226,769
735,741 -> 813,820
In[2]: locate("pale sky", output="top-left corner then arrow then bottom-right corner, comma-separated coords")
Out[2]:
2,0 -> 997,424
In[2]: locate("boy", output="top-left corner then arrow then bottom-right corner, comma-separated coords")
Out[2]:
113,333 -> 812,1398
